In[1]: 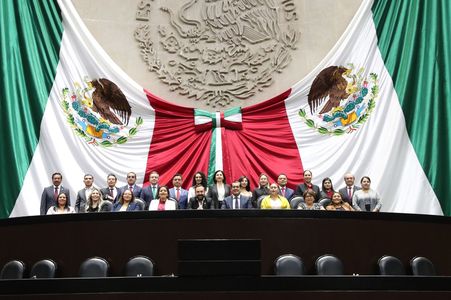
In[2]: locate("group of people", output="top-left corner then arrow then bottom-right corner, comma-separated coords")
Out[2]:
40,170 -> 382,215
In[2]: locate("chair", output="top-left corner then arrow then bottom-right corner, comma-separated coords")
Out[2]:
290,197 -> 304,209
257,195 -> 266,208
274,254 -> 305,276
319,198 -> 331,208
410,256 -> 436,276
378,255 -> 405,275
0,260 -> 26,279
134,198 -> 145,210
315,254 -> 344,275
101,200 -> 113,212
125,256 -> 155,277
79,257 -> 109,277
29,259 -> 57,279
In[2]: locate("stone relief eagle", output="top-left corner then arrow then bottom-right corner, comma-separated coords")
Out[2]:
308,66 -> 351,114
91,78 -> 132,126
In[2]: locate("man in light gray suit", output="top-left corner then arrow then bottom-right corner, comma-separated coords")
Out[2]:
75,174 -> 94,213
221,181 -> 253,209
40,172 -> 71,215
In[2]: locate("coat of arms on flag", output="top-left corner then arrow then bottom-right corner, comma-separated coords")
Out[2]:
60,77 -> 144,147
298,64 -> 379,135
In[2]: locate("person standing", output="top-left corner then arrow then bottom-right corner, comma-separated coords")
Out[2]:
207,170 -> 230,209
352,176 -> 382,212
75,174 -> 95,213
40,172 -> 70,215
277,173 -> 295,201
168,173 -> 188,209
339,173 -> 361,205
100,173 -> 122,203
121,172 -> 142,199
294,170 -> 321,202
141,171 -> 160,209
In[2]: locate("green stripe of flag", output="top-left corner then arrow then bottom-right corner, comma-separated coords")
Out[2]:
0,0 -> 63,218
372,0 -> 451,215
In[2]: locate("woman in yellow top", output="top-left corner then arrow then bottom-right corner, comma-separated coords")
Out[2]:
260,183 -> 290,209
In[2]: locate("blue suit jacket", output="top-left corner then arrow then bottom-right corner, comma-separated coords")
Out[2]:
279,186 -> 295,201
112,201 -> 141,212
221,194 -> 253,209
169,187 -> 188,209
120,184 -> 142,199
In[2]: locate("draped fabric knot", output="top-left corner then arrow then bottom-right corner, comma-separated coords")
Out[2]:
194,107 -> 242,132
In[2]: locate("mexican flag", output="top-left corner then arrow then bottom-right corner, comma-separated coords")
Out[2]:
1,0 -> 448,217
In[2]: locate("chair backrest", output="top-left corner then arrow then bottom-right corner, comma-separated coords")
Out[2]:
257,195 -> 266,208
410,256 -> 436,276
125,256 -> 155,277
30,259 -> 57,279
315,254 -> 344,275
378,255 -> 406,275
79,257 -> 109,277
274,254 -> 305,276
1,260 -> 25,279
135,198 -> 145,210
319,198 -> 331,208
290,197 -> 304,209
101,200 -> 113,212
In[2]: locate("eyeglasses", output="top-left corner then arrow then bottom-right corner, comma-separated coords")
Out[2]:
127,176 -> 136,178
232,186 -> 240,188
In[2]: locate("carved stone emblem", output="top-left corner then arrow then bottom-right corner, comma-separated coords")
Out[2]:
135,0 -> 300,107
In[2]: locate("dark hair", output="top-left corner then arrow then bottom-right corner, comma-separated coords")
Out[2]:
107,173 -> 117,180
157,185 -> 169,199
192,171 -> 208,189
303,170 -> 312,176
213,170 -> 227,184
56,192 -> 70,209
194,184 -> 205,192
52,172 -> 62,180
277,173 -> 288,179
331,191 -> 344,204
238,176 -> 250,191
303,189 -> 317,199
321,177 -> 335,192
119,189 -> 135,205
172,173 -> 183,180
360,176 -> 371,183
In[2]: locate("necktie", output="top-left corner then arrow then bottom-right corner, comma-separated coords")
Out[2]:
152,186 -> 156,198
54,187 -> 59,199
234,196 -> 239,209
348,187 -> 352,199
129,186 -> 133,192
176,188 -> 180,200
109,188 -> 114,197
281,187 -> 286,197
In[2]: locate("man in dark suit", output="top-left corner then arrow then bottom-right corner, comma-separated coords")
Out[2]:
168,173 -> 188,209
75,174 -> 95,213
277,173 -> 295,201
294,170 -> 321,201
40,172 -> 71,215
100,173 -> 122,203
121,172 -> 142,199
339,173 -> 361,205
221,181 -> 253,209
141,171 -> 160,209
188,185 -> 211,209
